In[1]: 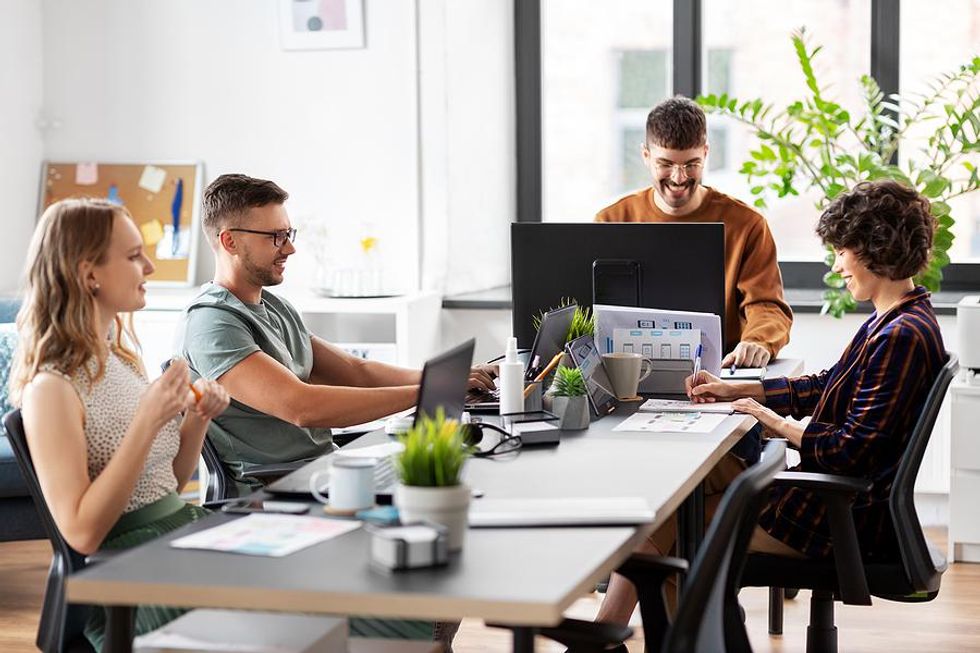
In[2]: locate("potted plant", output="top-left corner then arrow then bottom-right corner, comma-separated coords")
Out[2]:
697,28 -> 979,317
393,409 -> 473,551
548,365 -> 590,430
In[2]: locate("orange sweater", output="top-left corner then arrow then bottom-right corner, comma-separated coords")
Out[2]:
596,186 -> 792,357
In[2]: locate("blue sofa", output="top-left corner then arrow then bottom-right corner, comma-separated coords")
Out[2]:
0,297 -> 44,541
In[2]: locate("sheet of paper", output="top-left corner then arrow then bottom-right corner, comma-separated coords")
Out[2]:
613,411 -> 728,434
170,514 -> 360,557
75,162 -> 98,185
140,219 -> 165,246
138,165 -> 167,193
639,398 -> 734,414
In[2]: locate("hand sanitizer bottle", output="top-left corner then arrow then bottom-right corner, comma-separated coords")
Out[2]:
498,337 -> 524,415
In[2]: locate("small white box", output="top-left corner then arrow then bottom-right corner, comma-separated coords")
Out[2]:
369,523 -> 449,571
134,610 -> 347,652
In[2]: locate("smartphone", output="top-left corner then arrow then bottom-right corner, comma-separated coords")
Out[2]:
220,499 -> 310,515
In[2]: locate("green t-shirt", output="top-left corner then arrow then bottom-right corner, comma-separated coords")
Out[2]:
176,284 -> 333,490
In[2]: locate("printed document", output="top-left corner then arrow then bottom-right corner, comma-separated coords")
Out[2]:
171,514 -> 360,557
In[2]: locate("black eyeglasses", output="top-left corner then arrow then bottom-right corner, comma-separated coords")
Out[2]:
225,227 -> 297,248
463,422 -> 523,458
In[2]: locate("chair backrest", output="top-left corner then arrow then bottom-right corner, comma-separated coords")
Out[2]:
3,409 -> 93,653
666,438 -> 787,653
889,351 -> 957,592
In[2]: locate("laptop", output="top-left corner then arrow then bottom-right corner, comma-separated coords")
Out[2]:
465,304 -> 577,411
266,339 -> 476,501
565,334 -> 618,418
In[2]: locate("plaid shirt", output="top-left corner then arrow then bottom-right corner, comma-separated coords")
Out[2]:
757,287 -> 945,559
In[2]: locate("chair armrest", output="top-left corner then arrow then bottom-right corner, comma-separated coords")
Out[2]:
620,552 -> 689,577
248,461 -> 307,479
615,553 -> 689,653
773,471 -> 872,494
770,471 -> 872,605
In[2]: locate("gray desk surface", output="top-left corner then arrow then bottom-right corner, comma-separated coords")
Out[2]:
66,359 -> 803,627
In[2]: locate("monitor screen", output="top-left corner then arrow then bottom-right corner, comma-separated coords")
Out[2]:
511,223 -> 725,348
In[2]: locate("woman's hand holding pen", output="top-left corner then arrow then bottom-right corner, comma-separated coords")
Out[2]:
685,370 -> 765,404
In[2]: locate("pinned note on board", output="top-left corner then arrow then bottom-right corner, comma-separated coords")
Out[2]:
138,165 -> 167,193
140,219 -> 165,247
75,162 -> 98,185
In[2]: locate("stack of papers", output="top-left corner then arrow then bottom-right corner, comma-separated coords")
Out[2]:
171,514 -> 360,557
638,399 -> 734,414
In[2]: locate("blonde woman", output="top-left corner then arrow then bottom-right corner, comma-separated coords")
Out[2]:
10,198 -> 229,650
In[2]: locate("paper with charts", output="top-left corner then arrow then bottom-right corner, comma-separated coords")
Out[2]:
170,514 -> 360,557
639,398 -> 734,414
613,411 -> 729,434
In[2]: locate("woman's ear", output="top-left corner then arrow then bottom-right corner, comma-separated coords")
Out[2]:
77,260 -> 99,293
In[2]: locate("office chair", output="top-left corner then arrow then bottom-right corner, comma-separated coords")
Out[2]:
742,352 -> 958,653
490,439 -> 787,653
4,408 -> 102,652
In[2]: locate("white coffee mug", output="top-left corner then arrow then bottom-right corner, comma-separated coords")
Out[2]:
310,456 -> 376,515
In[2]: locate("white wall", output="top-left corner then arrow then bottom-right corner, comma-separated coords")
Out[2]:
0,1 -> 44,293
38,0 -> 421,292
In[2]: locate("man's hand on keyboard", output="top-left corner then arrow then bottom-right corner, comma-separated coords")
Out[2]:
468,364 -> 497,393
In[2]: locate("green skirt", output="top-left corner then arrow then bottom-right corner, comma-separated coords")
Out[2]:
83,494 -> 441,651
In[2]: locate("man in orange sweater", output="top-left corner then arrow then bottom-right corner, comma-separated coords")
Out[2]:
596,97 -> 792,368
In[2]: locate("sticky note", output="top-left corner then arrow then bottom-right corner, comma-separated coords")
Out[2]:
140,219 -> 165,246
138,166 -> 167,194
75,162 -> 98,185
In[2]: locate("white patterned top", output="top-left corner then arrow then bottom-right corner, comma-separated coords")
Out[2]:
45,352 -> 180,513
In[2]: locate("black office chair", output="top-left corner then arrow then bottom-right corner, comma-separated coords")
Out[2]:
4,409 -> 99,652
742,352 -> 958,653
490,439 -> 787,653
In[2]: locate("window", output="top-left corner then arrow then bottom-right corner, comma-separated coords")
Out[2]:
900,0 -> 980,262
541,0 -> 672,222
703,0 -> 871,261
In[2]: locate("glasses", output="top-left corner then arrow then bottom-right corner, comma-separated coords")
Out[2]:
225,227 -> 297,248
652,160 -> 704,178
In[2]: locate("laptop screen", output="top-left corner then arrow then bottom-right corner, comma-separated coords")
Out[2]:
565,335 -> 617,417
525,304 -> 577,381
414,338 -> 475,427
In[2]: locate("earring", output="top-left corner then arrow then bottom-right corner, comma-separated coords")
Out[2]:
91,283 -> 101,297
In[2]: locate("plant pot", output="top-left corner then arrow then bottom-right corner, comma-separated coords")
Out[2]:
394,483 -> 471,552
552,395 -> 590,430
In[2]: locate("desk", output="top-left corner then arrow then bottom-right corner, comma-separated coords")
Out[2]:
68,359 -> 803,653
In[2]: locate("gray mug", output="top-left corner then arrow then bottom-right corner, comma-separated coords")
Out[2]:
602,352 -> 654,399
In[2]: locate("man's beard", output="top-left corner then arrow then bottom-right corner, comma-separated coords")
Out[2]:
243,257 -> 282,287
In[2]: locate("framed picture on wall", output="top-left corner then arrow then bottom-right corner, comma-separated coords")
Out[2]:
278,0 -> 365,50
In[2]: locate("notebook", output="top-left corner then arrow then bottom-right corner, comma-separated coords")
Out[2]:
638,398 -> 734,414
468,497 -> 654,527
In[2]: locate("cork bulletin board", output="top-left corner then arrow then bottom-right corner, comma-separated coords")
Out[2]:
39,161 -> 204,287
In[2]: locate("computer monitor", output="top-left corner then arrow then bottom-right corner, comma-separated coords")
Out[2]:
511,223 -> 725,348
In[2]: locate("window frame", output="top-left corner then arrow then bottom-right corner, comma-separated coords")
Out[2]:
514,0 -> 980,289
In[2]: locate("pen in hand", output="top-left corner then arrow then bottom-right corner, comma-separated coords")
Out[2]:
188,383 -> 202,404
691,344 -> 703,402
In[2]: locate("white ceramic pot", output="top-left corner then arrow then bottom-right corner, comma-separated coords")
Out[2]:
394,483 -> 471,552
552,395 -> 590,430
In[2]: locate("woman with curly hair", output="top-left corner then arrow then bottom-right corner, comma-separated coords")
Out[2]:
9,198 -> 230,650
596,179 -> 947,628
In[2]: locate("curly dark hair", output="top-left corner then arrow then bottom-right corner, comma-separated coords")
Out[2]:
202,174 -> 289,247
816,180 -> 935,280
646,96 -> 706,150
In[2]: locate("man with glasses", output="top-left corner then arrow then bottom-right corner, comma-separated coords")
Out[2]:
596,97 -> 792,371
176,174 -> 495,499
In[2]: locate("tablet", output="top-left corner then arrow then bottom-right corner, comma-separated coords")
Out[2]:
565,335 -> 618,417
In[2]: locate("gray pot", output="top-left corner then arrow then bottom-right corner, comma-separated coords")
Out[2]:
552,395 -> 590,430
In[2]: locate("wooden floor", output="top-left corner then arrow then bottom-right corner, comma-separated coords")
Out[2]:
2,529 -> 978,652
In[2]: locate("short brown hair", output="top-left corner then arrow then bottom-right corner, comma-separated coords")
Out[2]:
646,96 -> 707,150
816,180 -> 936,280
202,174 -> 289,245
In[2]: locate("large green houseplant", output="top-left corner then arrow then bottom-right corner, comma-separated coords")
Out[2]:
698,28 -> 980,317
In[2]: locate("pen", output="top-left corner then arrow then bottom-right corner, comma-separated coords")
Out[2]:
524,351 -> 564,399
188,383 -> 202,403
692,343 -> 703,383
731,362 -> 738,375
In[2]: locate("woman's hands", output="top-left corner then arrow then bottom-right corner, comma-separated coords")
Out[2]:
684,371 -> 765,403
188,378 -> 230,421
136,359 -> 194,434
732,398 -> 805,447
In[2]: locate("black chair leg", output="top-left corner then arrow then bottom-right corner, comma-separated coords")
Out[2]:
805,590 -> 837,653
768,587 -> 784,635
